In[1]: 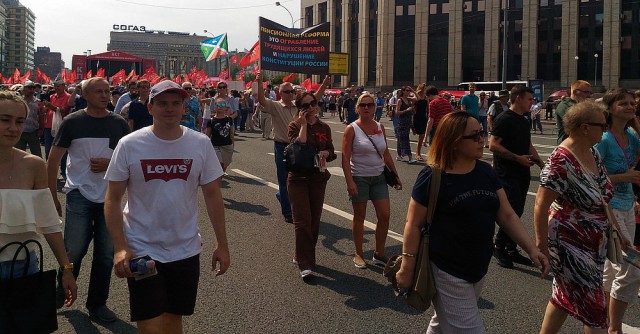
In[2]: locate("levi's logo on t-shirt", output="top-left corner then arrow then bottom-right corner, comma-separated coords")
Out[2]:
141,159 -> 192,182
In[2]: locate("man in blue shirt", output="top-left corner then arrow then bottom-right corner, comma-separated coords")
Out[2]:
460,83 -> 479,119
374,91 -> 384,121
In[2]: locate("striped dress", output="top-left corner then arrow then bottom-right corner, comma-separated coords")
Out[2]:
540,146 -> 614,328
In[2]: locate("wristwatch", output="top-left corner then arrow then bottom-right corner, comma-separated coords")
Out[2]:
60,263 -> 74,271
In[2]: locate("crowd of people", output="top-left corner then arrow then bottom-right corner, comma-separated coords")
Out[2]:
1,75 -> 640,334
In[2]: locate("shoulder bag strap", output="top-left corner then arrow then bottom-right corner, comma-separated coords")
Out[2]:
424,166 -> 441,233
357,122 -> 386,163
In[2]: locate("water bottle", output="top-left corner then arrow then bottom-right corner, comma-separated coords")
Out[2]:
130,257 -> 156,274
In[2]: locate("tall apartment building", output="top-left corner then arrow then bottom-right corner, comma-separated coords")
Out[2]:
0,2 -> 8,76
34,46 -> 64,80
301,0 -> 640,91
1,0 -> 35,75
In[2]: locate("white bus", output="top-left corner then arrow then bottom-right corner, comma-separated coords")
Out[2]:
457,81 -> 529,94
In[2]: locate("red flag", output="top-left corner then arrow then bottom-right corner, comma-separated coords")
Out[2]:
252,65 -> 260,76
141,67 -> 156,80
11,68 -> 20,84
218,70 -> 229,80
111,69 -> 126,86
42,73 -> 50,84
35,68 -> 44,82
185,73 -> 192,83
236,70 -> 246,81
19,70 -> 31,83
85,70 -> 93,79
231,54 -> 239,65
245,80 -> 253,89
301,78 -> 312,91
240,41 -> 260,68
282,73 -> 297,83
151,76 -> 164,85
190,66 -> 198,74
173,75 -> 183,85
65,70 -> 77,84
96,68 -> 106,78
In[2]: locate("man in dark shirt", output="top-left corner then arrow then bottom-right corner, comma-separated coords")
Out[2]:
489,85 -> 544,269
341,89 -> 358,124
127,80 -> 152,131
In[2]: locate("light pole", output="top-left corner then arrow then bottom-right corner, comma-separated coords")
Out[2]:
574,55 -> 579,81
501,0 -> 508,90
594,53 -> 598,86
275,2 -> 295,28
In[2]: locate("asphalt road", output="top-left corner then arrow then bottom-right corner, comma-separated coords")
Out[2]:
44,116 -> 639,333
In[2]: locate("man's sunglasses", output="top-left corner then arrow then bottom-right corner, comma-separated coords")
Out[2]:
215,103 -> 228,107
281,90 -> 295,94
184,87 -> 193,90
300,100 -> 318,109
358,103 -> 376,108
218,85 -> 227,89
461,131 -> 486,142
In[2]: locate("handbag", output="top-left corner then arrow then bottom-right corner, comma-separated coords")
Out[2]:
559,145 -> 624,264
0,239 -> 58,334
383,165 -> 441,312
283,141 -> 318,174
360,124 -> 399,187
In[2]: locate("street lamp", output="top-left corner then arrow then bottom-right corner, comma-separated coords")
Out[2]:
594,53 -> 599,86
203,29 -> 214,37
275,2 -> 295,28
574,55 -> 579,81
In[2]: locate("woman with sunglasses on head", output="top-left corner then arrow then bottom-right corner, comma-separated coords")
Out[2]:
287,92 -> 336,279
0,92 -> 77,310
396,111 -> 547,333
396,86 -> 417,164
593,89 -> 640,334
342,92 -> 402,269
534,100 -> 625,333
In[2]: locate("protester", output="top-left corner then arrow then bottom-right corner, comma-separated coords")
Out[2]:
555,80 -> 592,144
460,82 -> 479,119
205,98 -> 235,174
0,91 -> 77,308
531,98 -> 543,134
286,92 -> 336,278
46,77 -> 129,322
595,89 -> 640,334
41,80 -> 70,165
413,84 -> 428,161
374,91 -> 384,122
490,85 -> 545,269
114,81 -> 138,115
182,81 -> 201,131
396,111 -> 548,333
127,79 -> 152,131
104,80 -> 229,332
534,100 -> 618,333
395,86 -> 416,163
342,92 -> 401,269
256,71 -> 328,224
107,89 -> 123,112
328,93 -> 337,118
424,86 -> 453,147
15,81 -> 43,158
478,91 -> 489,140
487,89 -> 510,133
342,88 -> 358,124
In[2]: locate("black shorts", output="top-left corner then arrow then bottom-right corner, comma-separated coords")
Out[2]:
127,254 -> 200,322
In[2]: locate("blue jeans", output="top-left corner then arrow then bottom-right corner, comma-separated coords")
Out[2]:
0,251 -> 38,280
58,189 -> 113,310
274,142 -> 292,219
479,116 -> 488,137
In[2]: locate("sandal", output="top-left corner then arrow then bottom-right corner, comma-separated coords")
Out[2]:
415,154 -> 424,161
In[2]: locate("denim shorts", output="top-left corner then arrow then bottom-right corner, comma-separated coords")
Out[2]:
0,250 -> 38,280
351,173 -> 389,203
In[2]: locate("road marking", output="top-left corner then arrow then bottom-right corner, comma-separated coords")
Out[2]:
231,168 -> 404,243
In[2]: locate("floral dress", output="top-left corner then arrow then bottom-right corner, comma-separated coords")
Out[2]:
540,147 -> 614,328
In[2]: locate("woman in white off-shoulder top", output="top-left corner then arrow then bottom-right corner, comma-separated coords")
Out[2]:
0,91 -> 77,307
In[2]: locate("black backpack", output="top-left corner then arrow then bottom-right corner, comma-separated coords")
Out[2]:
283,142 -> 318,174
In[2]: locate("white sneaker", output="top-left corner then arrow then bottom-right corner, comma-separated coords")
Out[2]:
407,158 -> 417,164
300,269 -> 313,278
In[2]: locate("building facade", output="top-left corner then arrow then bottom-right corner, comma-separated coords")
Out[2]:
1,0 -> 35,76
300,0 -> 640,91
108,30 -> 232,78
34,46 -> 64,80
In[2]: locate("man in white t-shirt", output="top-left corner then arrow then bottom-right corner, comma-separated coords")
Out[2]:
104,80 -> 229,333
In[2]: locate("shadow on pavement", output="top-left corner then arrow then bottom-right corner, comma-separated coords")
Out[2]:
222,174 -> 266,186
59,309 -> 137,334
319,221 -> 373,256
478,297 -> 495,309
223,198 -> 272,217
310,265 -> 424,314
510,265 -> 553,282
